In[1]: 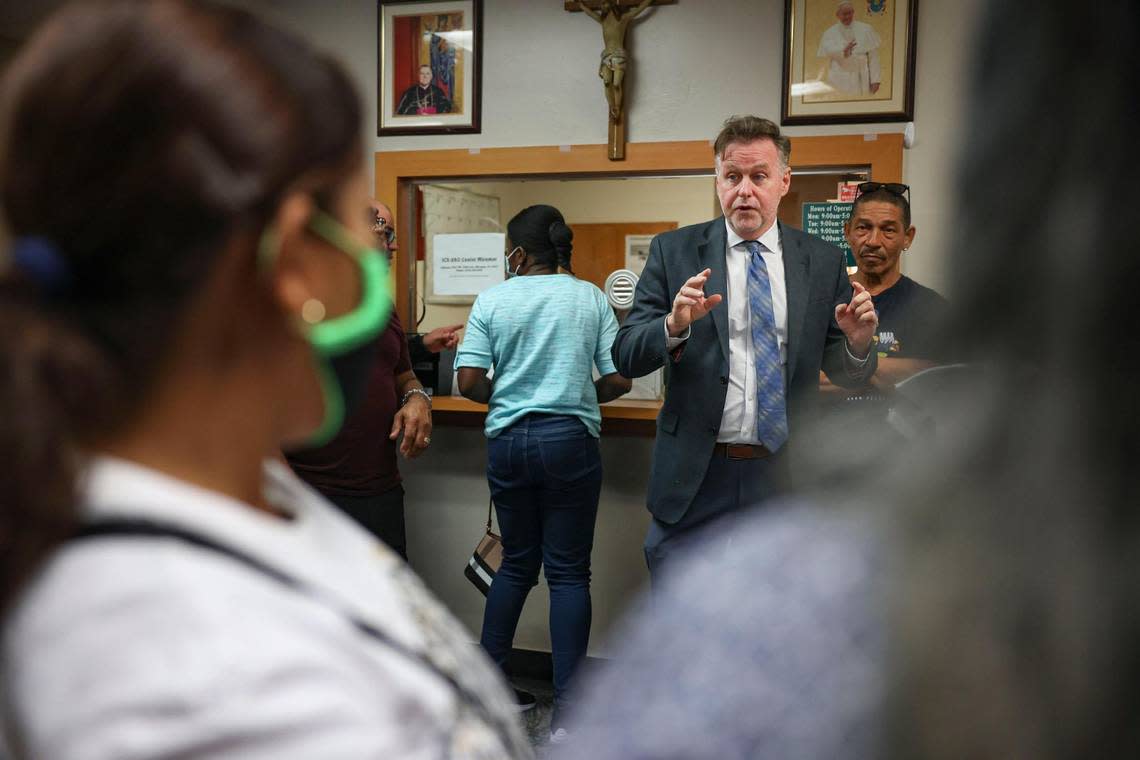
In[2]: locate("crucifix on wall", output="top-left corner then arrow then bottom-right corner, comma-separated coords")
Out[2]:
566,0 -> 675,160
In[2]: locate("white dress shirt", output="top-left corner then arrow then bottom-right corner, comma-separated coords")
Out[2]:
720,220 -> 787,443
663,220 -> 786,445
663,219 -> 868,446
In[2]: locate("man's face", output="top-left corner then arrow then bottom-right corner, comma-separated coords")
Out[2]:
715,139 -> 791,240
372,202 -> 397,258
836,4 -> 855,25
844,200 -> 914,279
418,67 -> 432,86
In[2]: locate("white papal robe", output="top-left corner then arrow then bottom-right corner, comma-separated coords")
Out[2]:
817,20 -> 882,96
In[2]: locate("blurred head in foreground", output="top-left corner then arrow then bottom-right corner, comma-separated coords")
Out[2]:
887,3 -> 1140,758
0,0 -> 386,613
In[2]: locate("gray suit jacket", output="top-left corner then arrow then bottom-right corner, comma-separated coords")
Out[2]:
612,218 -> 875,524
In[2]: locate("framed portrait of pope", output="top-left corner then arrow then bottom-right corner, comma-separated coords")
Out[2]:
781,0 -> 918,125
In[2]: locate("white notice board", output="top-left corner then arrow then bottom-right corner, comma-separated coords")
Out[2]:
428,232 -> 505,302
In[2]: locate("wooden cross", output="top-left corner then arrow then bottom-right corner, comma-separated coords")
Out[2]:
567,0 -> 676,160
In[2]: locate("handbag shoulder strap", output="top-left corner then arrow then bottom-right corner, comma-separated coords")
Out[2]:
486,497 -> 493,532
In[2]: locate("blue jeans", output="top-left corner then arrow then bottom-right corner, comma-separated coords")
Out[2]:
479,413 -> 602,709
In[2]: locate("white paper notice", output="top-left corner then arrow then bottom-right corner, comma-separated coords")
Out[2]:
432,233 -> 505,296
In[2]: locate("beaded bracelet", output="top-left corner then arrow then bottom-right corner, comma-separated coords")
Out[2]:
401,387 -> 432,409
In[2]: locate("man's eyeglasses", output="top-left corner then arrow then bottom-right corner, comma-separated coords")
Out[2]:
369,211 -> 397,247
855,181 -> 910,203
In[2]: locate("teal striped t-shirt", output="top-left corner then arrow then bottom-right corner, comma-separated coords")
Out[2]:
455,274 -> 619,438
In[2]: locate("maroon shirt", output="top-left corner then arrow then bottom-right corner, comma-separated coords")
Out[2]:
286,311 -> 412,496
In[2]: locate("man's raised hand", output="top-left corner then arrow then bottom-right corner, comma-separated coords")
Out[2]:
834,280 -> 878,356
666,268 -> 723,337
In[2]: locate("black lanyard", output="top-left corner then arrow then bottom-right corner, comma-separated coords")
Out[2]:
71,519 -> 526,757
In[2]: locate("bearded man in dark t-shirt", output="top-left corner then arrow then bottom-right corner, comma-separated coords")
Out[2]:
866,274 -> 948,362
286,201 -> 460,558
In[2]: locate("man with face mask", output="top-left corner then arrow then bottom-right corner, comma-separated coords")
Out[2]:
286,201 -> 448,559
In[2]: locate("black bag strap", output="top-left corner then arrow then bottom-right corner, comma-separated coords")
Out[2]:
71,518 -> 520,753
485,497 -> 494,532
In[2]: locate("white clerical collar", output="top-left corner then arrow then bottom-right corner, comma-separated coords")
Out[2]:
725,219 -> 781,253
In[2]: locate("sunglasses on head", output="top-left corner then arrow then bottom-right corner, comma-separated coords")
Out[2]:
855,181 -> 911,202
369,210 -> 397,247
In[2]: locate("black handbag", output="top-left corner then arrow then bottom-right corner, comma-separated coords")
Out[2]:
464,498 -> 501,596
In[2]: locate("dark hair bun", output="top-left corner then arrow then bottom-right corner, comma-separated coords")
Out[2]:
549,220 -> 573,254
549,221 -> 573,271
506,205 -> 574,272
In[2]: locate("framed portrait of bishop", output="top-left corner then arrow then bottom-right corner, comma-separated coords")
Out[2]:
378,0 -> 483,136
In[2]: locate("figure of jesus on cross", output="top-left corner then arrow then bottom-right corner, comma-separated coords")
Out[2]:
575,0 -> 653,125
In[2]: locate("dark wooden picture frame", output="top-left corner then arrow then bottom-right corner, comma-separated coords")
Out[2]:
781,0 -> 918,125
377,0 -> 483,136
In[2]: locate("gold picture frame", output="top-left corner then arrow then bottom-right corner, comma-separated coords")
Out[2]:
781,0 -> 918,125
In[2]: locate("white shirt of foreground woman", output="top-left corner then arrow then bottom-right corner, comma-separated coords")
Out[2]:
1,456 -> 532,759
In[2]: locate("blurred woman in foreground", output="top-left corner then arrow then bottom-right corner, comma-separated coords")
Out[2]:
0,2 -> 529,757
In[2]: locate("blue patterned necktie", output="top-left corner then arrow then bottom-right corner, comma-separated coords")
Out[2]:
745,240 -> 788,451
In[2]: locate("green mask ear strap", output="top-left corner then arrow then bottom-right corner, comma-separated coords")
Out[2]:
306,210 -> 391,357
305,361 -> 346,447
256,211 -> 392,357
256,209 -> 392,449
257,225 -> 282,272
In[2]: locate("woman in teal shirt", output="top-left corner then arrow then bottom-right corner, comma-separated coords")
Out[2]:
456,205 -> 630,741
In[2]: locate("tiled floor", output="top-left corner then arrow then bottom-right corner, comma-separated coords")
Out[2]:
511,676 -> 559,757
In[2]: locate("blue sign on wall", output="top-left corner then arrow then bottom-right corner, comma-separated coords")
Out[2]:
801,202 -> 854,267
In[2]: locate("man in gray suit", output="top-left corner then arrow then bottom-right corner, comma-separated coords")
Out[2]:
613,115 -> 878,575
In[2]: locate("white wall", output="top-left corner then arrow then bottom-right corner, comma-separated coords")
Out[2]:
259,0 -> 982,656
263,0 -> 980,292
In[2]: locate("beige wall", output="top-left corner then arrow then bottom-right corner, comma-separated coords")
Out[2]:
254,0 -> 982,656
490,176 -> 716,228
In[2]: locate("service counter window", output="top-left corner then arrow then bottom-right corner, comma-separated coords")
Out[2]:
375,136 -> 903,432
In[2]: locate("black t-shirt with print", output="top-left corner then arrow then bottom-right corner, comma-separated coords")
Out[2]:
871,275 -> 950,361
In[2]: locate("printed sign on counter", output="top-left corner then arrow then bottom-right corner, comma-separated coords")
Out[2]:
431,232 -> 506,298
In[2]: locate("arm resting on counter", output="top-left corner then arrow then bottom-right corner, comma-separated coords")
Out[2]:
457,366 -> 492,404
870,357 -> 939,389
596,372 -> 633,403
818,357 -> 940,395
